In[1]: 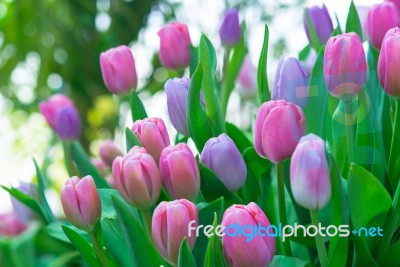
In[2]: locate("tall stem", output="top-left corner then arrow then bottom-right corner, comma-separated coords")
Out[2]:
277,162 -> 292,256
388,99 -> 400,187
343,100 -> 355,164
89,231 -> 108,267
221,48 -> 231,118
63,141 -> 74,177
141,209 -> 152,235
309,210 -> 328,267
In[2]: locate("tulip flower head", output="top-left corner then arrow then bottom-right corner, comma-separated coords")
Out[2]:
152,199 -> 198,264
158,23 -> 191,70
219,9 -> 241,47
200,134 -> 247,192
61,176 -> 102,231
237,56 -> 258,99
304,4 -> 334,48
222,202 -> 276,267
100,45 -> 138,94
290,134 -> 331,210
324,32 -> 367,99
99,140 -> 124,167
378,27 -> 400,98
0,212 -> 27,237
254,100 -> 306,163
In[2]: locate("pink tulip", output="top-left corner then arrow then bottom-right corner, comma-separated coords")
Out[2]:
254,100 -> 305,163
110,146 -> 161,209
324,33 -> 367,99
237,56 -> 257,99
91,158 -> 108,177
378,27 -> 400,97
159,143 -> 200,200
367,2 -> 400,49
131,117 -> 170,163
61,176 -> 101,231
100,45 -> 138,94
222,202 -> 276,267
39,94 -> 73,129
152,199 -> 198,264
158,23 -> 191,70
387,0 -> 400,10
290,134 -> 331,210
99,140 -> 123,167
0,212 -> 27,236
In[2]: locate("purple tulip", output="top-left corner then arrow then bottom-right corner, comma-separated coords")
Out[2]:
131,117 -> 170,163
368,2 -> 400,49
99,140 -> 123,167
0,212 -> 27,236
237,56 -> 257,99
378,27 -> 400,97
200,133 -> 246,192
61,176 -> 102,231
152,199 -> 198,264
55,106 -> 81,140
254,100 -> 305,163
10,182 -> 38,223
290,134 -> 331,210
158,23 -> 191,70
159,143 -> 200,200
110,146 -> 161,209
222,202 -> 276,267
39,94 -> 73,129
272,57 -> 309,107
304,4 -> 334,48
164,77 -> 191,135
100,45 -> 138,94
324,33 -> 367,99
219,9 -> 241,47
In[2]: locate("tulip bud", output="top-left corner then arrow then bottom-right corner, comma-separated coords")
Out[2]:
110,147 -> 161,209
0,212 -> 27,236
91,158 -> 108,177
304,4 -> 334,48
219,9 -> 241,47
222,202 -> 276,267
387,0 -> 400,11
254,100 -> 305,163
367,2 -> 400,49
152,199 -> 198,264
237,56 -> 257,99
99,140 -> 123,167
158,23 -> 191,70
164,77 -> 191,135
61,176 -> 101,231
200,134 -> 246,192
290,134 -> 331,210
131,117 -> 170,163
10,182 -> 38,223
323,33 -> 367,99
55,106 -> 81,140
99,45 -> 138,94
272,57 -> 309,108
378,27 -> 400,98
159,143 -> 200,200
39,94 -> 73,129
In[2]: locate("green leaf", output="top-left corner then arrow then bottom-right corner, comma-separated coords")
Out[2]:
193,198 -> 224,267
331,101 -> 350,175
189,45 -> 199,77
257,24 -> 270,104
71,141 -> 110,189
178,238 -> 197,267
199,34 -> 225,135
7,225 -> 39,267
130,91 -> 148,121
352,235 -> 379,267
204,213 -> 224,267
112,196 -> 166,266
33,159 -> 55,223
198,162 -> 243,207
345,0 -> 363,40
242,147 -> 272,178
225,122 -> 252,153
377,240 -> 400,267
1,186 -> 49,224
269,255 -> 312,267
221,23 -> 247,116
298,44 -> 311,62
125,127 -> 143,152
61,225 -> 100,267
388,99 -> 400,188
48,252 -> 80,267
187,64 -> 213,152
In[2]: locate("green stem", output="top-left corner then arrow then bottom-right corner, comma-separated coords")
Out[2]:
63,141 -> 74,177
388,99 -> 400,187
89,231 -> 108,267
310,210 -> 328,267
343,100 -> 355,164
221,48 -> 231,118
277,162 -> 292,257
141,209 -> 152,235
